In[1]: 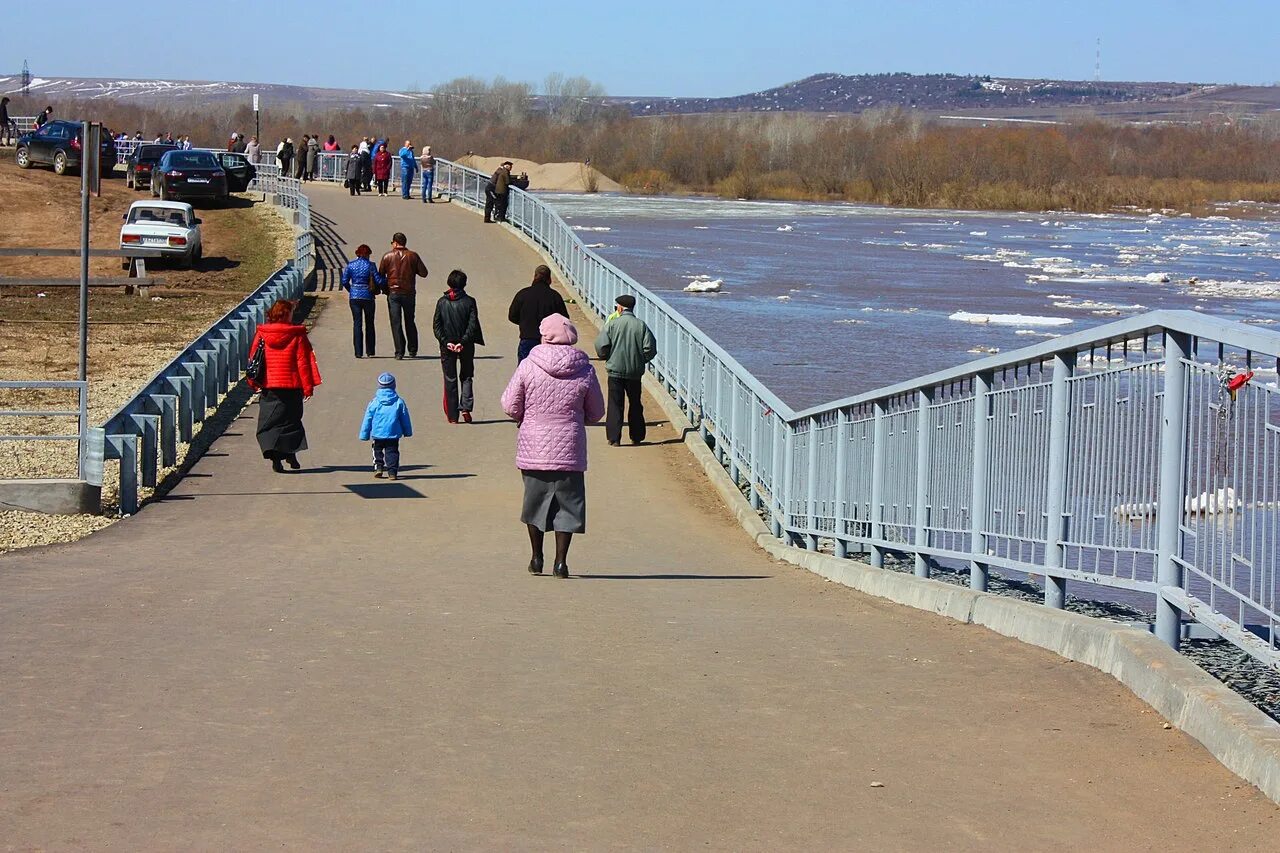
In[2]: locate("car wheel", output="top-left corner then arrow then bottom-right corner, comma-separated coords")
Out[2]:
53,151 -> 68,175
156,181 -> 166,200
126,170 -> 134,189
15,146 -> 30,168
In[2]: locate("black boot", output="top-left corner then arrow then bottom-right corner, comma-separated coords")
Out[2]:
528,555 -> 544,575
285,453 -> 300,470
271,458 -> 284,473
552,562 -> 569,579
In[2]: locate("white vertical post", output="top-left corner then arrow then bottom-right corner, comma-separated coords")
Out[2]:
913,388 -> 933,577
833,410 -> 849,559
869,401 -> 888,568
969,371 -> 993,591
1155,331 -> 1191,648
1044,352 -> 1076,609
805,415 -> 819,551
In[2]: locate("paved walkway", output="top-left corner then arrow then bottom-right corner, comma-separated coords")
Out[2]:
2,185 -> 1275,849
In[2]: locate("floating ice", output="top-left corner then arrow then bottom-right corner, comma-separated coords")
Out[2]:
949,311 -> 1073,327
969,231 -> 988,236
776,225 -> 794,232
683,278 -> 724,293
571,225 -> 612,232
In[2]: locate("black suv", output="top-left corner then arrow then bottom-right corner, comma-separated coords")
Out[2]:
126,143 -> 179,190
15,120 -> 117,176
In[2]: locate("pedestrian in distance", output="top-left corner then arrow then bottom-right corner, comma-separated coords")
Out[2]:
35,106 -> 52,129
398,140 -> 417,199
372,143 -> 392,196
324,134 -> 340,152
501,314 -> 605,578
246,136 -> 260,163
359,372 -> 413,481
0,97 -> 14,147
362,137 -> 378,191
278,138 -> 294,177
377,232 -> 429,360
248,299 -> 322,473
508,264 -> 568,362
345,144 -> 363,196
294,135 -> 308,179
421,145 -> 436,203
306,134 -> 320,181
340,243 -> 385,358
594,294 -> 657,445
432,269 -> 485,424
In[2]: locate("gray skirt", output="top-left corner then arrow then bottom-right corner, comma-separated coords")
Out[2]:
520,470 -> 586,533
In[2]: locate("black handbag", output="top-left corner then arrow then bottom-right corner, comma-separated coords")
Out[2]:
246,338 -> 266,385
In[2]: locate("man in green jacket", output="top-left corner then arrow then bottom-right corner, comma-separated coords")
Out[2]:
594,294 -> 657,445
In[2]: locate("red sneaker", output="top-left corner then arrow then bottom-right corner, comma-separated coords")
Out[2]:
461,411 -> 473,423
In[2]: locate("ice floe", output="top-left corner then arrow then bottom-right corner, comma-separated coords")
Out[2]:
949,311 -> 1073,327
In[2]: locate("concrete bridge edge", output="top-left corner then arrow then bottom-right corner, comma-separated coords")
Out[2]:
496,216 -> 1280,806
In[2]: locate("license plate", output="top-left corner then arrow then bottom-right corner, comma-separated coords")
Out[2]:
142,236 -> 168,246
188,177 -> 209,184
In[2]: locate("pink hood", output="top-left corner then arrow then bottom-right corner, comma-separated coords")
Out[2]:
501,344 -> 605,472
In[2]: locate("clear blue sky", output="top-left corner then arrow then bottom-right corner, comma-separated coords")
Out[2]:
4,0 -> 1277,96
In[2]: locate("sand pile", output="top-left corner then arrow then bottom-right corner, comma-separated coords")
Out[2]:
457,155 -> 622,193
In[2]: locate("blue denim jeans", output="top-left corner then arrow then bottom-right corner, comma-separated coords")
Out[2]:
400,166 -> 414,198
421,170 -> 435,201
517,338 -> 538,362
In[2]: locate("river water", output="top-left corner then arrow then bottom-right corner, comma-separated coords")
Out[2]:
540,193 -> 1280,409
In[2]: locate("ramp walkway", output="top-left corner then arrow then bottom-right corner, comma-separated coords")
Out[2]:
1,184 -> 1275,849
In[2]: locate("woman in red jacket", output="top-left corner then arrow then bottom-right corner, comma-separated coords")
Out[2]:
372,143 -> 392,197
248,299 -> 322,472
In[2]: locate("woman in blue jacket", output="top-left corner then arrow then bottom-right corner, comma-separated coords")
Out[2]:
340,243 -> 387,358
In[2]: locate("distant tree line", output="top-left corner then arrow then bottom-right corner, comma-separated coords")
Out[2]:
16,75 -> 1280,213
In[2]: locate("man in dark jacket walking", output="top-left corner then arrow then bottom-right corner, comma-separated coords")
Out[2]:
594,294 -> 657,445
508,264 -> 568,362
433,269 -> 485,423
377,232 -> 429,359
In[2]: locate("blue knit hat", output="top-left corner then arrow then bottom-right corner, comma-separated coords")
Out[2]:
377,372 -> 396,388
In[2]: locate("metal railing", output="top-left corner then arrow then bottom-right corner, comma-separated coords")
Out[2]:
0,381 -> 89,479
424,156 -> 1278,669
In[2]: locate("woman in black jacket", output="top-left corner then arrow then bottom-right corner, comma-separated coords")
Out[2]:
432,269 -> 485,423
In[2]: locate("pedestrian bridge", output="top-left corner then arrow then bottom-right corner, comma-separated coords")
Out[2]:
1,177 -> 1278,847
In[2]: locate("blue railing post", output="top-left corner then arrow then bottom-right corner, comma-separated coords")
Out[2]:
969,371 -> 993,591
833,410 -> 849,559
913,389 -> 933,578
1156,331 -> 1191,649
770,416 -> 784,539
783,422 -> 796,546
749,401 -> 762,511
869,401 -> 888,568
805,415 -> 819,551
1044,352 -> 1076,609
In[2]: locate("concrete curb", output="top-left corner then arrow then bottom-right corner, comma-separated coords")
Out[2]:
500,206 -> 1280,805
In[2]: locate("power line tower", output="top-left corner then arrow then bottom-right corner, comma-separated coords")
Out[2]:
1094,38 -> 1101,83
21,59 -> 31,96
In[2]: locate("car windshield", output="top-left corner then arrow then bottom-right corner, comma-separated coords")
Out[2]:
129,206 -> 189,226
139,145 -> 175,159
165,152 -> 219,169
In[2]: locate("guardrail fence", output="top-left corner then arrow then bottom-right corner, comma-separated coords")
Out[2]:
7,126 -> 1277,668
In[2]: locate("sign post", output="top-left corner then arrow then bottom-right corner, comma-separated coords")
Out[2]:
253,93 -> 260,145
78,121 -> 98,384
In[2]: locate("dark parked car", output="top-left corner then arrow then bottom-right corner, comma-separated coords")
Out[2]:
126,143 -> 178,190
214,151 -> 257,193
14,119 -> 117,176
150,150 -> 228,203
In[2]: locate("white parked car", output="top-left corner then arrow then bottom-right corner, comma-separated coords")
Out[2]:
119,200 -> 203,269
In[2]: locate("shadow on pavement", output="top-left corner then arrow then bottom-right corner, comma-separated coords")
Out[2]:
574,573 -> 772,580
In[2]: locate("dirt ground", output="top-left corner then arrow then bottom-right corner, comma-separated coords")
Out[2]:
0,158 -> 293,550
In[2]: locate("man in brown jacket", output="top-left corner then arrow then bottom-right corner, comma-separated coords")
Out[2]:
377,232 -> 429,359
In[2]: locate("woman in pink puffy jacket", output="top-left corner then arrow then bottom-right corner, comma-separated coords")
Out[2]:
501,313 -> 605,578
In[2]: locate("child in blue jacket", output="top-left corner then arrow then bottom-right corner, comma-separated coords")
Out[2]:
359,372 -> 413,479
